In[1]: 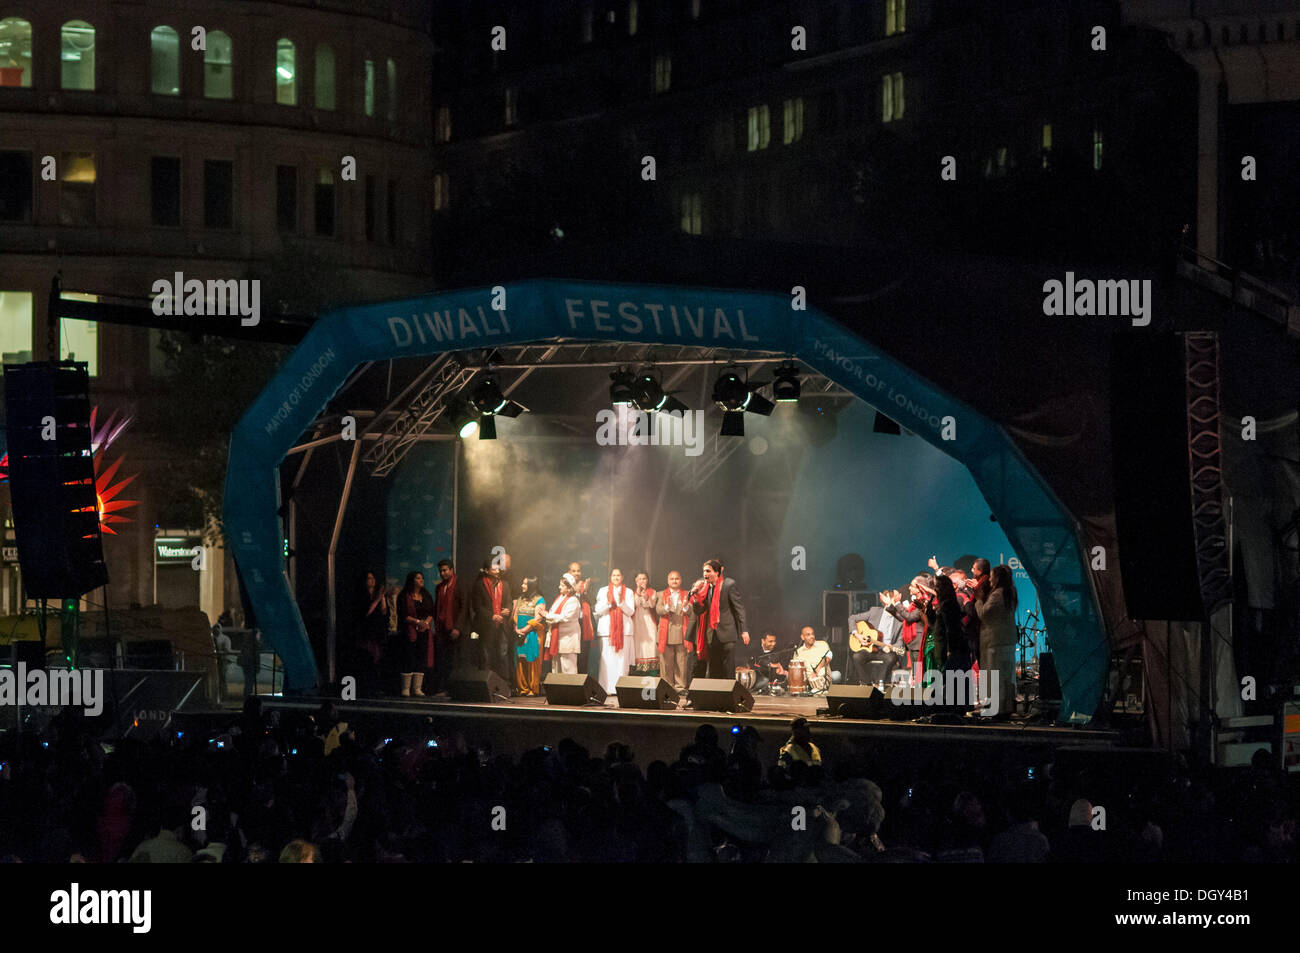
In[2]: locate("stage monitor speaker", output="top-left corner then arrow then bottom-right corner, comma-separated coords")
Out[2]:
826,684 -> 882,719
686,677 -> 753,713
1038,652 -> 1062,701
448,668 -> 512,703
1110,334 -> 1203,619
614,675 -> 679,709
2,361 -> 108,598
542,672 -> 606,706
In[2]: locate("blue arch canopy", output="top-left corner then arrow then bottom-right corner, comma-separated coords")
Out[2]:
223,280 -> 1106,721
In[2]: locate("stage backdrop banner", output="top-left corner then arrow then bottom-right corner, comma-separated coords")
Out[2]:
224,281 -> 1105,721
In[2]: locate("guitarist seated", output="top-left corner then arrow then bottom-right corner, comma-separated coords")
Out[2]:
847,606 -> 904,687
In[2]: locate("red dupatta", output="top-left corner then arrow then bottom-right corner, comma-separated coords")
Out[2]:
607,584 -> 628,652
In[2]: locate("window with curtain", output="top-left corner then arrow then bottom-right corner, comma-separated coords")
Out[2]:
151,26 -> 180,94
0,18 -> 34,88
60,20 -> 95,91
59,152 -> 96,225
363,59 -> 375,116
204,30 -> 233,99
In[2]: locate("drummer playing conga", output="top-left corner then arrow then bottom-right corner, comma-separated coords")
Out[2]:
791,625 -> 832,693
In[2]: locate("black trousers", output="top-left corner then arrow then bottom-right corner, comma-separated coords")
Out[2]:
431,628 -> 457,692
481,625 -> 514,689
706,634 -> 736,679
851,649 -> 898,685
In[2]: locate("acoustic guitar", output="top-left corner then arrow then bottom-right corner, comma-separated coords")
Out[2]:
849,618 -> 905,656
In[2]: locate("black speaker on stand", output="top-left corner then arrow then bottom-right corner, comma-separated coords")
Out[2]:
3,361 -> 108,598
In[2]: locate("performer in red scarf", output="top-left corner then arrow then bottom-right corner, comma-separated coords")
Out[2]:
595,568 -> 635,698
567,561 -> 597,674
689,558 -> 749,680
655,570 -> 695,693
429,559 -> 462,697
541,573 -> 583,672
461,558 -> 514,691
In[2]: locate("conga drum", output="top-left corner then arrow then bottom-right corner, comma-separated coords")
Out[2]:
788,660 -> 807,694
735,666 -> 756,692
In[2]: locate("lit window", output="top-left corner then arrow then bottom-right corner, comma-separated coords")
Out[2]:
1092,126 -> 1103,170
150,156 -> 181,227
315,45 -> 335,110
436,106 -> 452,142
60,21 -> 95,91
433,173 -> 449,211
315,169 -> 335,236
746,105 -> 770,151
628,0 -> 639,36
1041,123 -> 1052,169
680,192 -> 701,235
653,54 -> 671,93
276,39 -> 296,106
59,292 -> 98,378
505,86 -> 518,126
386,58 -> 397,122
150,26 -> 180,95
996,146 -> 1008,176
204,31 -> 233,99
0,18 -> 33,88
203,159 -> 233,229
691,0 -> 702,19
886,0 -> 907,36
363,59 -> 375,116
0,291 -> 33,364
59,152 -> 96,225
581,4 -> 594,43
782,97 -> 804,144
882,72 -> 904,122
0,151 -> 32,222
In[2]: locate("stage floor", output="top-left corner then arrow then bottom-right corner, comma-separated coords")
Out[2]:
245,688 -> 1125,747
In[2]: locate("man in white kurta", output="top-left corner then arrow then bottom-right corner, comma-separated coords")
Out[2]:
542,575 -> 583,673
631,572 -> 659,670
595,569 -> 636,698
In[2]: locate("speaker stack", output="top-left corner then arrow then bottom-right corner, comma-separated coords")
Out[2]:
2,361 -> 108,598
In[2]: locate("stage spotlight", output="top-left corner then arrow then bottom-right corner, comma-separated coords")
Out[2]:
609,368 -> 636,406
714,366 -> 774,420
453,401 -> 479,439
630,368 -> 689,415
479,415 -> 497,440
470,374 -> 528,418
471,375 -> 507,415
712,369 -> 749,411
720,411 -> 745,437
773,364 -> 801,403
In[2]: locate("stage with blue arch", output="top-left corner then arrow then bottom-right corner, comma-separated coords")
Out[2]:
223,280 -> 1106,722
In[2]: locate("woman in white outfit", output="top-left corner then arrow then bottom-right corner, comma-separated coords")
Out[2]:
595,568 -> 636,698
542,574 -> 583,674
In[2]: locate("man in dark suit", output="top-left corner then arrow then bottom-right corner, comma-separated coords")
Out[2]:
459,558 -> 514,691
689,558 -> 749,679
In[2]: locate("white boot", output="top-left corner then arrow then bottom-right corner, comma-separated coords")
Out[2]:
411,672 -> 425,697
400,673 -> 412,697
